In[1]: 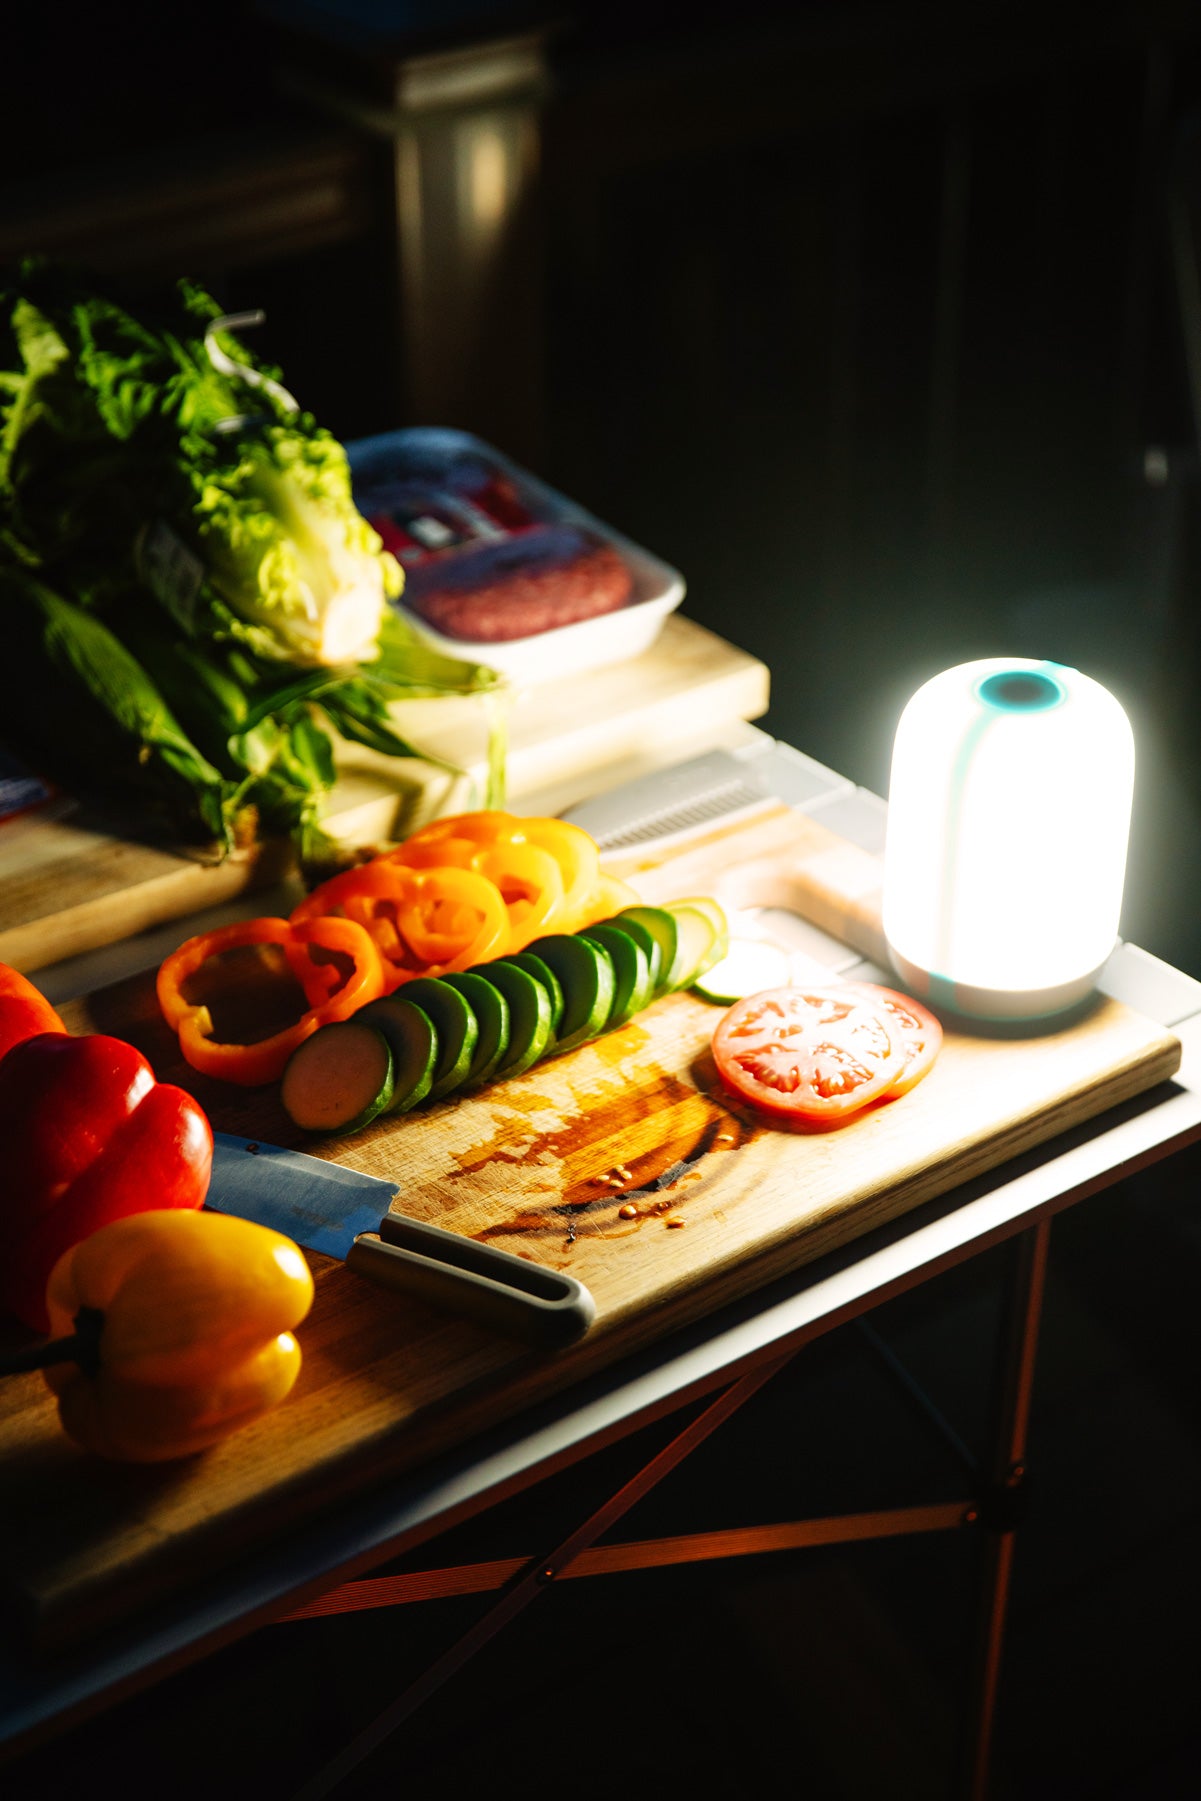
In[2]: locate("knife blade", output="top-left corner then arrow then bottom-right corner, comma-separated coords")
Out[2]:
207,1132 -> 595,1349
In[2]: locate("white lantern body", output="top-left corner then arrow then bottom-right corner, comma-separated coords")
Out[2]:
882,658 -> 1134,1020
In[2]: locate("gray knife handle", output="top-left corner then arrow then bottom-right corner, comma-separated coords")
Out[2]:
345,1215 -> 596,1349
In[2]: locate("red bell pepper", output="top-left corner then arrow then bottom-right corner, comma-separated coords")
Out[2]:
0,1031 -> 213,1333
0,964 -> 65,1063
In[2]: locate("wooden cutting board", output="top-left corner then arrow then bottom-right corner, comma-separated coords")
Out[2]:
0,615 -> 768,974
0,807 -> 1180,1651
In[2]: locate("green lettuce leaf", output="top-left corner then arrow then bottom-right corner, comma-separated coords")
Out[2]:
0,261 -> 508,857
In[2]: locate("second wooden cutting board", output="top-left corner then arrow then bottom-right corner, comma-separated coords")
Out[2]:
0,616 -> 768,972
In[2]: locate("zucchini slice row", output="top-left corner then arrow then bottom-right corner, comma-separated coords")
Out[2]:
282,897 -> 728,1134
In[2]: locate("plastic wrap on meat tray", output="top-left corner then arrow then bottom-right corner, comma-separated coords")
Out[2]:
346,428 -> 685,680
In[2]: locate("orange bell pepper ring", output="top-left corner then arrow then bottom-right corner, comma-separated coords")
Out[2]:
292,861 -> 510,990
392,812 -> 521,866
395,865 -> 510,967
388,813 -> 589,944
290,811 -> 614,983
157,915 -> 386,1086
393,813 -> 603,932
517,820 -> 602,931
459,841 -> 565,944
291,859 -> 410,930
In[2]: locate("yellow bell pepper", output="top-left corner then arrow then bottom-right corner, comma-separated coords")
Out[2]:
40,1210 -> 315,1462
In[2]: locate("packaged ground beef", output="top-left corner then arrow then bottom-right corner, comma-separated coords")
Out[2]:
347,428 -> 684,680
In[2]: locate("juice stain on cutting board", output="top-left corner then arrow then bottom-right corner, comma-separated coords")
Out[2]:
396,1039 -> 760,1254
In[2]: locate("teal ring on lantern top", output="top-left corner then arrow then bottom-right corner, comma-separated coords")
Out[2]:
973,666 -> 1067,713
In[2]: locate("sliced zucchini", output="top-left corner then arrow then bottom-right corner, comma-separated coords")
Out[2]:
580,922 -> 653,1028
667,895 -> 729,940
358,995 -> 439,1113
441,970 -> 510,1090
605,911 -> 663,992
663,905 -> 726,990
393,976 -> 478,1101
281,1021 -> 394,1135
509,950 -> 565,1038
478,959 -> 554,1078
617,906 -> 678,995
526,933 -> 616,1053
691,937 -> 792,1004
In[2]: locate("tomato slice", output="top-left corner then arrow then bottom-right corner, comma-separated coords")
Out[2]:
712,986 -> 904,1126
849,984 -> 943,1100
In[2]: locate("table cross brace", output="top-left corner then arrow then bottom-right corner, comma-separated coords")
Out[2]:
285,1217 -> 1051,1801
289,1347 -> 795,1801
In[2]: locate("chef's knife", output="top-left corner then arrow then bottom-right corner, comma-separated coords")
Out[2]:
207,1132 -> 595,1349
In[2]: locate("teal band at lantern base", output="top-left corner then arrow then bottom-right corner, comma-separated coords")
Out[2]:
886,944 -> 1112,1023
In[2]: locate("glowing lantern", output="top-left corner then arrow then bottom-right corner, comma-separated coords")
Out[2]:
882,658 -> 1134,1020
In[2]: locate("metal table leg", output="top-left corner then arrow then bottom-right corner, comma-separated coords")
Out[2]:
958,1217 -> 1052,1800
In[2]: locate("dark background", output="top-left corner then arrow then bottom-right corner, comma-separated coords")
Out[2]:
5,5 -> 1201,1798
7,0 -> 1201,975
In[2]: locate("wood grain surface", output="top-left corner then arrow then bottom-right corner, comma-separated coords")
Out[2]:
0,615 -> 768,974
0,809 -> 1180,1650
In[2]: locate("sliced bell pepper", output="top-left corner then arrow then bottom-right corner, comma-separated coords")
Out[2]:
388,811 -> 594,941
519,819 -> 602,930
383,836 -> 566,946
392,811 -> 522,865
394,812 -> 603,932
157,915 -> 386,1087
0,963 -> 66,1063
40,1209 -> 314,1462
392,865 -> 511,968
290,811 -> 623,984
293,861 -> 510,990
472,840 -> 566,941
0,1031 -> 213,1332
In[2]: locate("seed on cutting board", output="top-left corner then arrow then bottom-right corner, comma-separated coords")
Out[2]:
618,1203 -> 639,1219
665,1215 -> 685,1228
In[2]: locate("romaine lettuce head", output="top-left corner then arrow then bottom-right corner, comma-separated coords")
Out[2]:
193,426 -> 403,667
1,265 -> 404,668
0,264 -> 505,862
